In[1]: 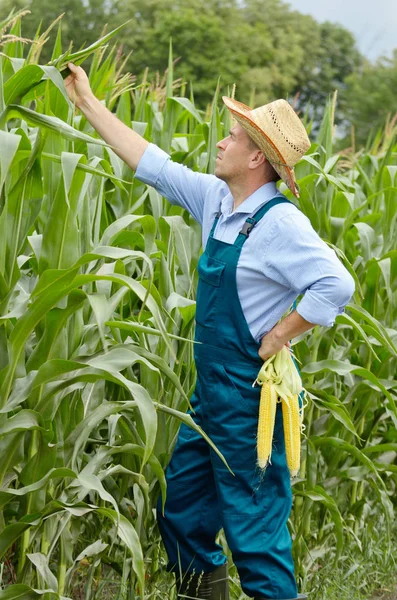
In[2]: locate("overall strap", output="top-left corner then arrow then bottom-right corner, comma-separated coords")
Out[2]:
235,197 -> 294,248
209,211 -> 222,238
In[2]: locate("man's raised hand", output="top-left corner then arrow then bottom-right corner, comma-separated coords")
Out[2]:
64,62 -> 94,108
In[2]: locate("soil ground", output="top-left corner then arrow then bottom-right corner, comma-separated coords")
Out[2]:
370,585 -> 397,600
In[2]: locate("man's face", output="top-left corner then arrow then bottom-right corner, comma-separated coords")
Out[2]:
215,123 -> 255,184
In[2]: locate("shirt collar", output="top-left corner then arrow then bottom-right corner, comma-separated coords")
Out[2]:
220,182 -> 282,217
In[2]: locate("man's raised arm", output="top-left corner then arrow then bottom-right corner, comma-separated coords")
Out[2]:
65,62 -> 149,171
64,62 -> 220,226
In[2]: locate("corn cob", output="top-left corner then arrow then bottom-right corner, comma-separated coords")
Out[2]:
281,393 -> 301,477
254,345 -> 304,477
257,381 -> 278,468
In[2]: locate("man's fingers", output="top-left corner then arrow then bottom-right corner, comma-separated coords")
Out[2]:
67,62 -> 85,79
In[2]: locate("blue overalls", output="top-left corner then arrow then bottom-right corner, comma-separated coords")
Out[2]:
157,197 -> 298,599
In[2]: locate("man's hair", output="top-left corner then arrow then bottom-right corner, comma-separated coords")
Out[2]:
246,135 -> 259,152
246,134 -> 280,182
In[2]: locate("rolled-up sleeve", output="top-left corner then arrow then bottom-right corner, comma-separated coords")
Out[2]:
135,143 -> 218,225
263,212 -> 355,327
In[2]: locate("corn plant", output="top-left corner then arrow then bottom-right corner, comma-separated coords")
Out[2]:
0,11 -> 396,600
291,94 -> 397,593
0,12 -> 223,599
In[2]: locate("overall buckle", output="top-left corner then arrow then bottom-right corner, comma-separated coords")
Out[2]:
240,218 -> 256,237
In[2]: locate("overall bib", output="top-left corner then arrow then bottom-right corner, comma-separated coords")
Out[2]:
157,198 -> 298,599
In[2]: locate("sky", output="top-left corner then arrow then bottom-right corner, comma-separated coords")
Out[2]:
286,0 -> 397,61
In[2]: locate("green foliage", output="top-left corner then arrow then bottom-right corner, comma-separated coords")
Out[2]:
1,0 -> 363,120
110,0 -> 248,104
0,13 -> 396,600
342,50 -> 397,146
0,0 -> 116,58
0,15 -> 206,597
295,21 -> 362,124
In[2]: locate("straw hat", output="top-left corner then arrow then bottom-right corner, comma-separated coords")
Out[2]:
222,96 -> 311,197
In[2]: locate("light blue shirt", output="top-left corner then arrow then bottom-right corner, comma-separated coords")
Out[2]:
136,143 -> 355,342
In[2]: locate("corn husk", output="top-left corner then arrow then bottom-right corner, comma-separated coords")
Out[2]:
254,345 -> 305,476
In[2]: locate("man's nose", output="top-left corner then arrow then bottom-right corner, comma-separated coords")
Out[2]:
216,138 -> 226,149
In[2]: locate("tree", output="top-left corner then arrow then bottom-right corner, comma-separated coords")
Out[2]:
294,21 -> 362,126
109,0 -> 250,104
341,50 -> 397,146
237,0 -> 322,106
1,0 -> 373,131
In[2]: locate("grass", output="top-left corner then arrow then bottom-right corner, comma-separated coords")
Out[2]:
32,524 -> 396,600
306,526 -> 397,600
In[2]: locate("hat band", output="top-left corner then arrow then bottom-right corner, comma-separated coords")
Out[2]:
268,158 -> 293,168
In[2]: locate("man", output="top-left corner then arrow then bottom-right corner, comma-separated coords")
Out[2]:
65,62 -> 355,600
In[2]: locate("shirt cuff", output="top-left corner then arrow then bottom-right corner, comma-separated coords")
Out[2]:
135,143 -> 170,186
296,289 -> 347,327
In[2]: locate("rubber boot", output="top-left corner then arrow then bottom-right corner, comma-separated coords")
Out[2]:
176,563 -> 229,599
254,595 -> 307,600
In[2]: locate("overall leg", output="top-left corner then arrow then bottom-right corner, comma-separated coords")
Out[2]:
207,361 -> 298,600
157,381 -> 227,575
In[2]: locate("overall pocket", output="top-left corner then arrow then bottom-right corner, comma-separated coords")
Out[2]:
195,252 -> 226,330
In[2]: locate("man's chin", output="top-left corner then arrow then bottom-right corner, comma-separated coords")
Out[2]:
214,165 -> 226,182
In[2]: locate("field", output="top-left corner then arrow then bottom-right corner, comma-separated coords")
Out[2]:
0,11 -> 396,600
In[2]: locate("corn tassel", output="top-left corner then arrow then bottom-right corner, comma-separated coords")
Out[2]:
257,381 -> 278,469
281,394 -> 301,477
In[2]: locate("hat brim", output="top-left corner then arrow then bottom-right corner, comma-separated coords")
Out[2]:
222,96 -> 300,197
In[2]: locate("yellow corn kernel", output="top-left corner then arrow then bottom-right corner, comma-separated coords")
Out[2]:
257,382 -> 277,469
282,394 -> 301,477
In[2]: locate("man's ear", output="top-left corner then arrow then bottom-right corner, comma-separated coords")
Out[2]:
250,151 -> 266,169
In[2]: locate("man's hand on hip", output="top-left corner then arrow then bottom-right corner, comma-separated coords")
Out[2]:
258,310 -> 315,361
258,331 -> 289,361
